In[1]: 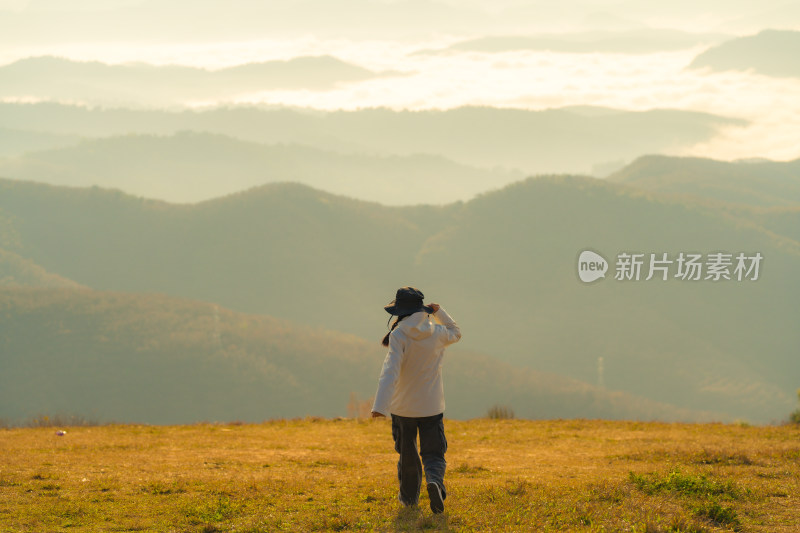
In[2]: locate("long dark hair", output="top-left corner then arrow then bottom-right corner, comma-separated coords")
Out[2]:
381,314 -> 411,347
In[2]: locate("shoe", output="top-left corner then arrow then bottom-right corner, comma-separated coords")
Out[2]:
398,491 -> 416,507
427,482 -> 444,514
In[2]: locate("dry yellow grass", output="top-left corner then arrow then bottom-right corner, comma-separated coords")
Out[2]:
1,418 -> 798,532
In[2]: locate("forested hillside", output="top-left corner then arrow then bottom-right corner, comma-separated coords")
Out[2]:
0,288 -> 706,424
608,155 -> 800,207
1,165 -> 797,423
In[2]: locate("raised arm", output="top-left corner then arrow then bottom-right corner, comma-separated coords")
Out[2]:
430,303 -> 461,345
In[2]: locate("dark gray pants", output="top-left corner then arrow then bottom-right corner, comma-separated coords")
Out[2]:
391,412 -> 447,505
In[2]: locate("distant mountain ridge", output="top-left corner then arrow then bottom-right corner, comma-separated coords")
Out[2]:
0,131 -> 523,205
0,102 -> 745,178
607,154 -> 800,258
688,29 -> 800,78
0,55 -> 403,107
0,163 -> 797,423
608,154 -> 800,207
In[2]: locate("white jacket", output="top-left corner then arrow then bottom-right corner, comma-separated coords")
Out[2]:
372,307 -> 461,417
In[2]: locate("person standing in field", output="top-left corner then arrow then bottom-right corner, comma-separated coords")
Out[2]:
371,286 -> 462,514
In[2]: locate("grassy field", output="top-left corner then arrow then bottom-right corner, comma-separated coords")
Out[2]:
0,418 -> 798,532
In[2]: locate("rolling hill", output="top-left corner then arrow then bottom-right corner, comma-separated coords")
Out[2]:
739,206 -> 800,245
0,167 -> 797,423
0,56 -> 402,107
607,155 -> 800,207
0,177 -> 454,333
0,288 -> 708,424
607,155 -> 800,245
0,247 -> 81,288
0,102 -> 745,176
0,131 -> 522,204
687,29 -> 800,78
415,174 -> 799,422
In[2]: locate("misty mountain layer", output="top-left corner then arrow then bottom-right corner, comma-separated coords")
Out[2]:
688,29 -> 800,78
0,158 -> 797,423
0,103 -> 745,186
0,288 -> 714,424
0,132 -> 522,205
0,56 -> 402,108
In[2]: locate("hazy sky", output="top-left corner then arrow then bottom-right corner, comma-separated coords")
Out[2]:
0,0 -> 799,161
1,0 -> 799,39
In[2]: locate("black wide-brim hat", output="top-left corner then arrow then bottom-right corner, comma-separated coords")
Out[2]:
384,286 -> 434,316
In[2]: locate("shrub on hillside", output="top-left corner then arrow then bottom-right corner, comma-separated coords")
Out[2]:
790,389 -> 800,424
486,404 -> 515,420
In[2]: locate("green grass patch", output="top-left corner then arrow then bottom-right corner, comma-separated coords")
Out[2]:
452,463 -> 489,474
184,495 -> 241,525
142,480 -> 187,495
629,469 -> 741,500
631,469 -> 744,531
692,501 -> 741,530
